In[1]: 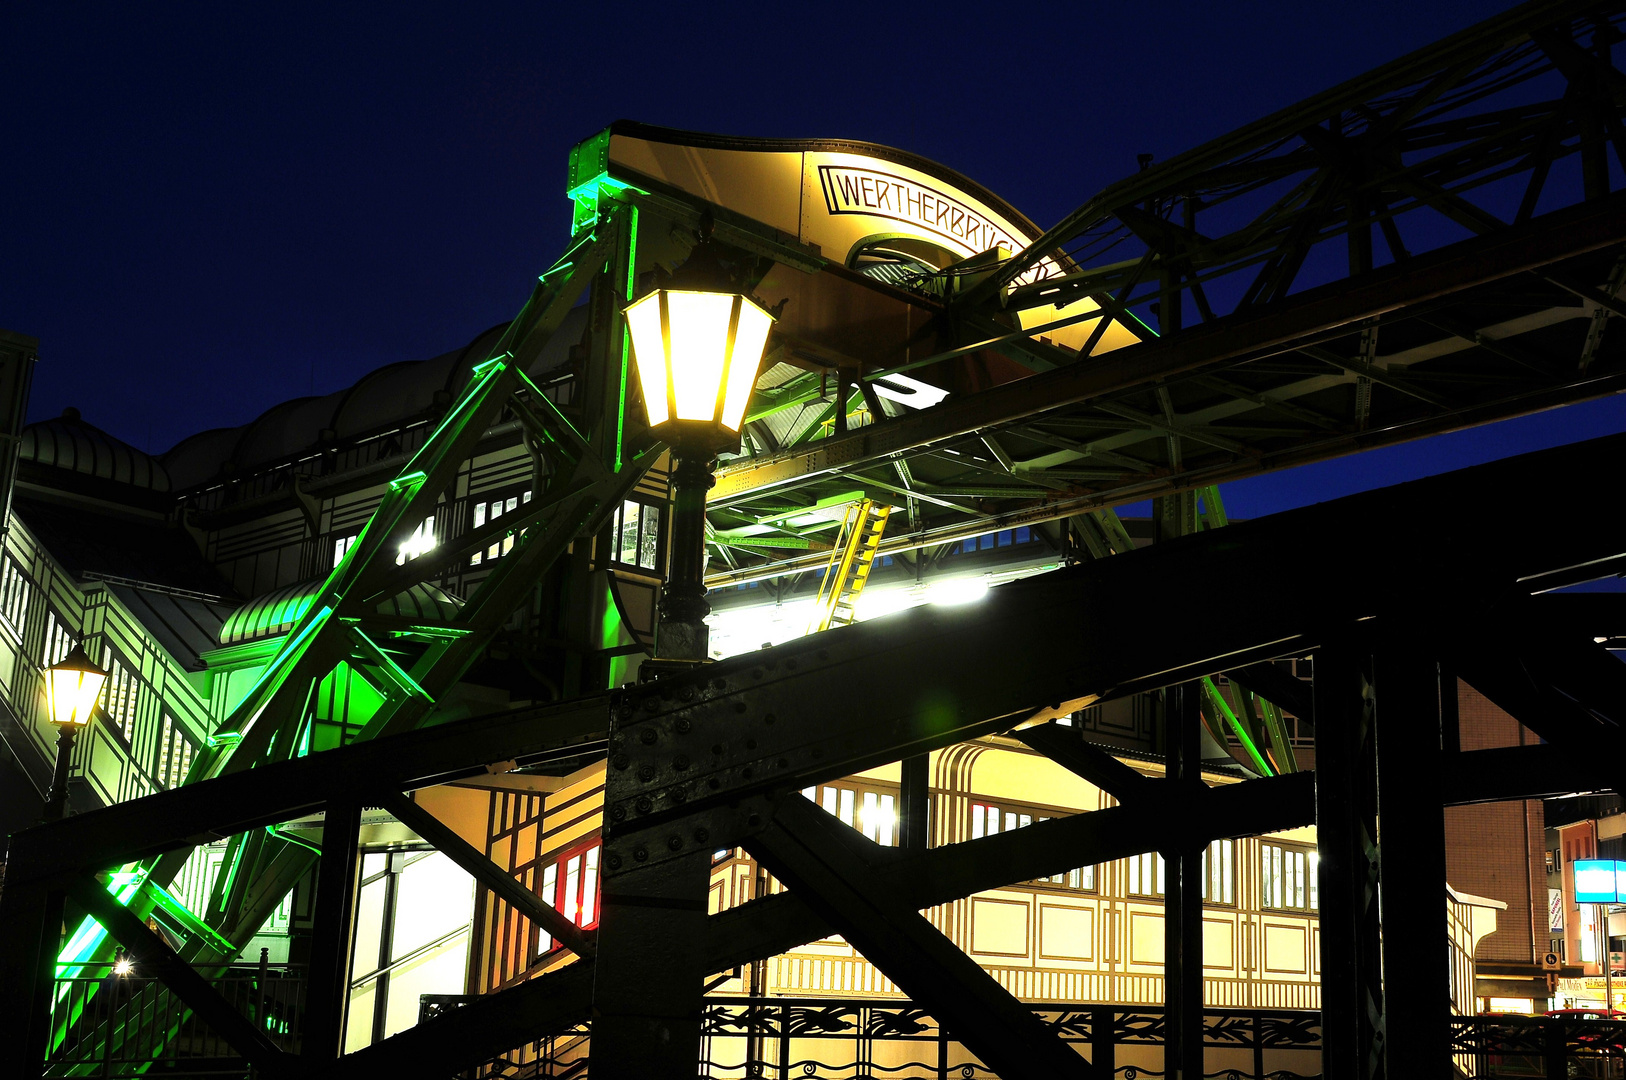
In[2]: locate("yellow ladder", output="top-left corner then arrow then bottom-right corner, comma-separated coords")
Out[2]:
808,499 -> 892,633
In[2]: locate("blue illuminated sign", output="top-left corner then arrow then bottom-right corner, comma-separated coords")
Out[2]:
1574,859 -> 1626,904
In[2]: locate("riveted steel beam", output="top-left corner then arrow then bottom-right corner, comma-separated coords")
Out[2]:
712,192 -> 1626,503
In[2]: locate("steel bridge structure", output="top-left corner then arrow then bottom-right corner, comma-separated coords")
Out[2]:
5,2 -> 1626,1077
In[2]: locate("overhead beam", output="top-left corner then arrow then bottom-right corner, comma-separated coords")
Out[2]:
1017,723 -> 1158,804
1224,661 -> 1315,719
4,695 -> 611,886
614,433 -> 1626,861
713,191 -> 1626,502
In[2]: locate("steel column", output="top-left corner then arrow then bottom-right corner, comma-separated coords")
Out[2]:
1375,650 -> 1451,1075
0,881 -> 65,1080
899,752 -> 929,851
302,798 -> 361,1060
590,848 -> 714,1079
1315,643 -> 1384,1080
1163,682 -> 1205,1080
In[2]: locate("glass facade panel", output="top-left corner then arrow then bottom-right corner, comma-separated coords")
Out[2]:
391,852 -> 474,959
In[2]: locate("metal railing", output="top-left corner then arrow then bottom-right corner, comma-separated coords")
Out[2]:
47,963 -> 306,1078
54,978 -> 1626,1080
1450,1015 -> 1626,1079
446,997 -> 1324,1080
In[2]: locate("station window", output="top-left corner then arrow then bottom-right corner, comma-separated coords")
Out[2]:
1261,841 -> 1318,911
973,800 -> 1095,890
395,516 -> 437,566
538,841 -> 601,952
333,534 -> 358,569
469,490 -> 532,565
610,499 -> 662,573
1127,851 -> 1165,898
953,527 -> 1034,555
801,782 -> 898,846
1206,838 -> 1236,905
1,557 -> 30,637
346,849 -> 474,1051
41,611 -> 74,667
157,715 -> 194,790
1127,840 -> 1235,904
101,650 -> 140,744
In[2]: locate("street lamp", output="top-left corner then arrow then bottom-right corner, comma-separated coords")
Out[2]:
624,215 -> 776,663
41,644 -> 108,822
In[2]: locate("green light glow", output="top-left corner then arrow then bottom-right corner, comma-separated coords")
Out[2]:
266,821 -> 324,855
472,352 -> 512,377
1200,677 -> 1275,777
617,204 -> 638,473
217,837 -> 246,912
51,866 -> 146,1027
348,627 -> 430,699
389,470 -> 428,493
143,880 -> 238,956
206,730 -> 242,749
387,625 -> 471,640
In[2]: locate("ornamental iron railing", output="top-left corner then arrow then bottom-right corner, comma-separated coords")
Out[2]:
46,963 -> 306,1078
447,997 -> 1324,1080
48,976 -> 1626,1080
1449,1014 -> 1626,1079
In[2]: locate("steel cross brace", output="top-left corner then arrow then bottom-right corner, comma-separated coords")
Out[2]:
317,770 -> 1316,1080
745,790 -> 1087,1079
69,876 -> 291,1078
959,0 -> 1617,305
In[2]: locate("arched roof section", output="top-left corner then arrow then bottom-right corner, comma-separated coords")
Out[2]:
230,393 -> 341,473
20,409 -> 171,491
219,577 -> 464,646
162,427 -> 242,490
155,307 -> 592,492
330,358 -> 452,441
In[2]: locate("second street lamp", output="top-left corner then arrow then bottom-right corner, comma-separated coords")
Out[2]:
41,643 -> 109,822
624,214 -> 776,665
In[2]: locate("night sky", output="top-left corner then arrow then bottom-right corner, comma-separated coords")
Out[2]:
7,0 -> 1622,520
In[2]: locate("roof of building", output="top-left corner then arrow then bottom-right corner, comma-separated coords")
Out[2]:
161,309 -> 585,492
218,576 -> 465,646
104,585 -> 238,672
11,496 -> 236,598
19,407 -> 171,491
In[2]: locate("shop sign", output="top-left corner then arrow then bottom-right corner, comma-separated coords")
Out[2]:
1574,859 -> 1626,903
1552,887 -> 1566,932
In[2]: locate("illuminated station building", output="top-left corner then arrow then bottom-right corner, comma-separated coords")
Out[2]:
0,97 -> 1614,1078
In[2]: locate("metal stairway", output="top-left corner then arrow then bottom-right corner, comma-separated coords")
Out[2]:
807,500 -> 891,634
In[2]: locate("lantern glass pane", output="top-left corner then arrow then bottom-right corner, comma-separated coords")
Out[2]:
49,666 -> 105,726
720,297 -> 773,432
665,290 -> 735,423
624,292 -> 669,427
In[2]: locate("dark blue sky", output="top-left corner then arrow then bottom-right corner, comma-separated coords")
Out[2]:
7,0 -> 1619,518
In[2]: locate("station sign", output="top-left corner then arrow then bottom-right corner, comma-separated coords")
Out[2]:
583,122 -> 1144,358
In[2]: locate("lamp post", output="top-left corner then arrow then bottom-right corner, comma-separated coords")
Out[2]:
41,644 -> 108,822
624,215 -> 775,665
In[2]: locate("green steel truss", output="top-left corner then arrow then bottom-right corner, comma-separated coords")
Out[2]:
49,199 -> 668,1071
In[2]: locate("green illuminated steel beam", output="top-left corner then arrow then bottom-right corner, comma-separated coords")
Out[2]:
47,207 -> 659,1073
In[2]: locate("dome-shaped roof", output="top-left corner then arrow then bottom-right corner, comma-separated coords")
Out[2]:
218,576 -> 464,646
160,311 -> 585,493
20,408 -> 172,492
